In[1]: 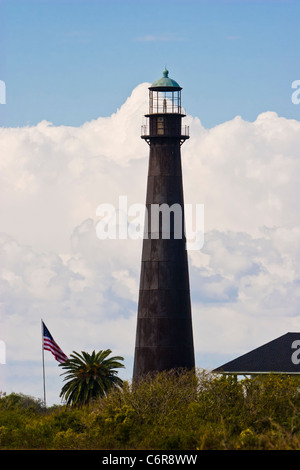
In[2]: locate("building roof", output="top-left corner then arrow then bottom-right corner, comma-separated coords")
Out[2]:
150,69 -> 182,90
214,332 -> 300,375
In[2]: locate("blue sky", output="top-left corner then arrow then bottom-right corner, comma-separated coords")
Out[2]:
1,0 -> 300,128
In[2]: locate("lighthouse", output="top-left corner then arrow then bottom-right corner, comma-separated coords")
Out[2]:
133,70 -> 195,379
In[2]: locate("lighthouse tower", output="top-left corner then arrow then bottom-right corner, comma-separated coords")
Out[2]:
133,70 -> 195,379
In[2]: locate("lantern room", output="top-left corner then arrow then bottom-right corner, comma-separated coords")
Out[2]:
148,69 -> 183,115
141,69 -> 189,144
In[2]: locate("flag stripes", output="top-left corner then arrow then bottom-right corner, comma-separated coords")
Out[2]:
42,321 -> 68,364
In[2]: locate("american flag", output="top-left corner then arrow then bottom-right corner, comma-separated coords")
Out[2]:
42,321 -> 68,364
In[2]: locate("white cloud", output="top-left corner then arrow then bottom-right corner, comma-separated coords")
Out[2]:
136,33 -> 185,42
185,112 -> 300,234
0,82 -> 300,403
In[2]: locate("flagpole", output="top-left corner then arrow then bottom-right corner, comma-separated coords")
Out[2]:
41,319 -> 46,407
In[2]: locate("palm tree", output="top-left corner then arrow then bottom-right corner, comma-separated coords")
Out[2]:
59,349 -> 124,406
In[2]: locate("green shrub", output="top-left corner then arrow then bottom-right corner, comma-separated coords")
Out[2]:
1,370 -> 300,449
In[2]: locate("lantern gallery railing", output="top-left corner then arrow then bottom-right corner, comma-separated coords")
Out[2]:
141,124 -> 189,138
148,101 -> 187,115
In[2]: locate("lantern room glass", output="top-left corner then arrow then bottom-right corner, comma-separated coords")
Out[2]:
149,89 -> 182,115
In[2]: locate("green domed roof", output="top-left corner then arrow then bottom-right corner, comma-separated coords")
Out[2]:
150,69 -> 181,89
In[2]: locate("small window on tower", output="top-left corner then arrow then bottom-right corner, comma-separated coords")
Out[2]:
157,116 -> 164,135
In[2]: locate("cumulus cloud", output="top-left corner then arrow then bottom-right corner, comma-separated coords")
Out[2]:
0,81 -> 300,403
184,111 -> 300,234
0,83 -> 150,253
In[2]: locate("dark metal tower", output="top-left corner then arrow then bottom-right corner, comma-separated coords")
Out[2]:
133,70 -> 195,379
